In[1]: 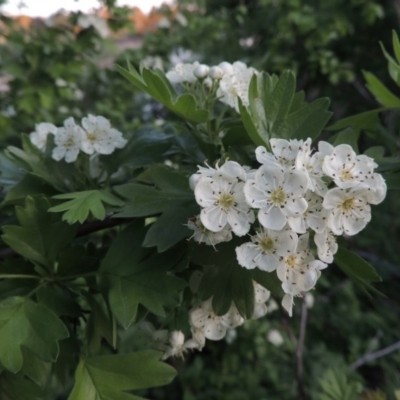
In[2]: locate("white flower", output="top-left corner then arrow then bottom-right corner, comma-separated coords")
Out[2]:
30,122 -> 57,152
287,191 -> 328,234
322,186 -> 372,235
256,139 -> 304,170
161,331 -> 200,360
187,216 -> 232,246
277,233 -> 327,297
166,62 -> 200,84
364,172 -> 387,205
195,168 -> 254,236
314,229 -> 338,263
189,160 -> 247,191
322,144 -> 375,189
190,327 -> 206,350
52,117 -> 83,163
216,61 -> 257,111
81,114 -> 127,155
244,164 -> 308,231
295,138 -> 328,195
189,298 -> 244,341
252,281 -> 271,319
267,329 -> 284,346
236,228 -> 297,272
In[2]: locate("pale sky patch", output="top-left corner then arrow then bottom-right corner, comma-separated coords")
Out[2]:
1,0 -> 173,17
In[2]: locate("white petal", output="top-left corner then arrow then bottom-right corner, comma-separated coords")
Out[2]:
258,206 -> 287,231
236,243 -> 259,269
284,197 -> 308,217
204,320 -> 226,340
282,294 -> 294,317
200,207 -> 227,232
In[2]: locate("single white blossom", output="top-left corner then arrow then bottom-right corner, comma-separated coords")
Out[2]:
277,233 -> 327,298
295,138 -> 329,195
30,122 -> 57,152
187,216 -> 232,246
314,229 -> 338,263
323,144 -> 375,189
236,228 -> 297,272
287,191 -> 328,234
161,330 -> 200,360
322,186 -> 372,235
166,62 -> 200,84
252,281 -> 271,319
256,139 -> 304,170
52,117 -> 83,163
195,168 -> 254,236
216,61 -> 258,111
244,164 -> 308,231
81,114 -> 127,155
189,298 -> 244,341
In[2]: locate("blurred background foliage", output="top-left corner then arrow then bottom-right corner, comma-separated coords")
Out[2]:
1,0 -> 400,399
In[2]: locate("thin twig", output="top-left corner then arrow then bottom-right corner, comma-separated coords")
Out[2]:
350,340 -> 400,370
296,297 -> 308,400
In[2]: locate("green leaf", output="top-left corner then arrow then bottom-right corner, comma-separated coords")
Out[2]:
143,202 -> 199,252
251,269 -> 283,297
332,127 -> 360,153
68,351 -> 176,400
319,368 -> 362,400
334,246 -> 383,298
192,240 -> 255,318
49,190 -> 124,224
36,286 -> 81,317
2,196 -> 77,267
363,71 -> 400,107
100,224 -> 186,328
392,30 -> 400,64
241,71 -> 331,145
380,41 -> 400,86
265,70 -> 296,130
0,297 -> 69,373
20,348 -> 51,389
281,97 -> 332,141
84,294 -> 114,356
117,64 -> 209,124
0,371 -> 46,400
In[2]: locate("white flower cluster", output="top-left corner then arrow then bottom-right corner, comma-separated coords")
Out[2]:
29,115 -> 127,163
166,61 -> 258,112
159,280 -> 274,360
189,139 -> 387,316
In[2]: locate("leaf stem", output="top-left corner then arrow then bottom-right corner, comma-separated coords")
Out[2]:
0,274 -> 45,280
296,297 -> 308,400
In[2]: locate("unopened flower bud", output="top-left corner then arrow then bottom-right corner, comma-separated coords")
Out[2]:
209,66 -> 224,80
194,64 -> 210,79
218,62 -> 233,75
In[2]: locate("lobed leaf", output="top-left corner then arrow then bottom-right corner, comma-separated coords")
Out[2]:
68,351 -> 176,400
0,297 -> 69,373
49,190 -> 124,224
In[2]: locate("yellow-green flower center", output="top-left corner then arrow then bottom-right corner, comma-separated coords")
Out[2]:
341,198 -> 354,211
87,132 -> 98,143
64,137 -> 76,149
218,192 -> 235,211
259,236 -> 275,253
286,255 -> 297,268
270,188 -> 287,206
339,169 -> 353,182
